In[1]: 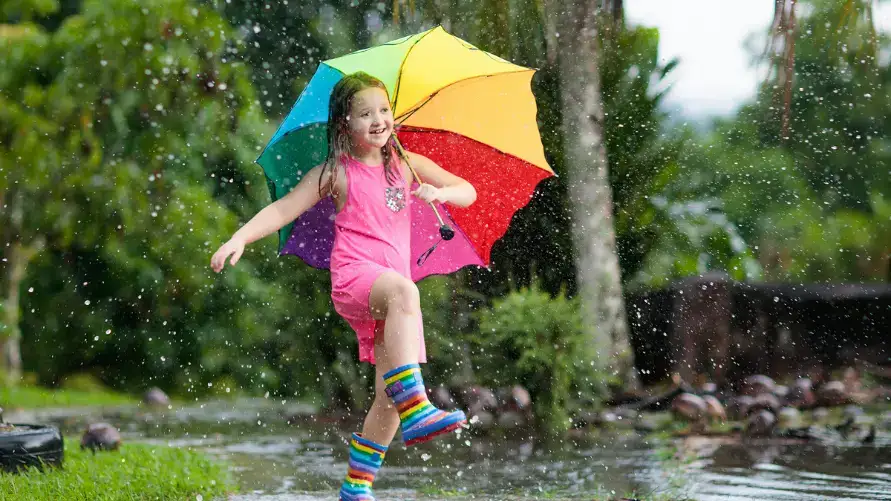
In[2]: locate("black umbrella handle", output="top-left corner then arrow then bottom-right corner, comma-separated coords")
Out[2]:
392,135 -> 455,241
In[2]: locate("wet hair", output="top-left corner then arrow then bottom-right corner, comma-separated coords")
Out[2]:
320,71 -> 400,198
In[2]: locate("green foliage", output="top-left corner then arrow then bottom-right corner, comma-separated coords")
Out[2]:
1,0 -> 339,397
3,0 -> 887,427
0,439 -> 235,500
473,283 -> 610,436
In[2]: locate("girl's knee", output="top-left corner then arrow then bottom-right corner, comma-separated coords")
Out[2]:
387,278 -> 420,316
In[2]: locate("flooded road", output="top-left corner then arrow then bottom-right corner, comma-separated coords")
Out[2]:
10,399 -> 891,500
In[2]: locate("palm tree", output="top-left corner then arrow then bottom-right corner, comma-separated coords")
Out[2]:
766,0 -> 881,140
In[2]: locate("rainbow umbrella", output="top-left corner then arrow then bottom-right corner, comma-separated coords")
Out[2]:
257,26 -> 553,281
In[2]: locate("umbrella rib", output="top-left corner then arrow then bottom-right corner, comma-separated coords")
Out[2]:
392,28 -> 438,114
395,69 -> 536,125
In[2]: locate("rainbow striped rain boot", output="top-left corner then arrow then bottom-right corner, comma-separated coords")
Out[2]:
339,432 -> 387,501
383,363 -> 467,446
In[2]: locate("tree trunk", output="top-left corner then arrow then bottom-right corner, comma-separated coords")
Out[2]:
0,238 -> 44,386
552,2 -> 638,391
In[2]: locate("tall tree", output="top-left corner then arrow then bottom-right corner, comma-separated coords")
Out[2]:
0,0 -> 280,387
546,1 -> 637,390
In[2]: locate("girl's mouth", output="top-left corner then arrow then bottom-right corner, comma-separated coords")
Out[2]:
370,127 -> 387,135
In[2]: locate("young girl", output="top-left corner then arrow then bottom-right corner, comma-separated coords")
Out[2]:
210,71 -> 477,500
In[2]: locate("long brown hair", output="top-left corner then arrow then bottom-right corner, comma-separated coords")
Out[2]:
319,72 -> 400,198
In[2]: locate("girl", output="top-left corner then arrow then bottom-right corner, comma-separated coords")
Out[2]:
210,71 -> 477,500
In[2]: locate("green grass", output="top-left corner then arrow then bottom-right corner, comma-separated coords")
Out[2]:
0,385 -> 136,409
0,438 -> 236,500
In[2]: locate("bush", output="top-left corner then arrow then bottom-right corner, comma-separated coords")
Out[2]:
473,283 -> 610,436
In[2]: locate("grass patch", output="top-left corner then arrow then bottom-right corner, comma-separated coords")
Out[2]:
0,438 -> 236,500
0,385 -> 135,409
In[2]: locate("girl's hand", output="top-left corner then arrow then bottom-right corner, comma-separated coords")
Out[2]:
412,183 -> 444,204
210,238 -> 246,273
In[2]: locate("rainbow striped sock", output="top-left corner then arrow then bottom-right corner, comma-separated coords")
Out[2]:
383,363 -> 467,446
339,432 -> 387,501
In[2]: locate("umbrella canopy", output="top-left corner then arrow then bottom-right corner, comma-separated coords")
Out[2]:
257,26 -> 553,281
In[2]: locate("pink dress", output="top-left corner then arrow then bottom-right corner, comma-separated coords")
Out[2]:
330,155 -> 426,365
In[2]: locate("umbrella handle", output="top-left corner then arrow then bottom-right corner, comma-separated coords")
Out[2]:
392,135 -> 456,241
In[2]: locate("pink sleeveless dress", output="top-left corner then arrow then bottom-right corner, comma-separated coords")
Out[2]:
330,155 -> 426,365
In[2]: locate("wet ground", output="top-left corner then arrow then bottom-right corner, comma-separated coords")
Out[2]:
8,399 -> 891,500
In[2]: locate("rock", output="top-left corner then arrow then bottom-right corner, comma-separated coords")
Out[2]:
811,407 -> 830,424
80,423 -> 122,452
843,367 -> 862,393
748,393 -> 781,416
671,393 -> 707,422
777,407 -> 802,428
460,385 -> 498,413
860,424 -> 876,444
745,410 -> 776,437
598,410 -> 618,426
784,379 -> 816,408
726,395 -> 755,421
850,390 -> 876,405
470,410 -> 496,431
873,387 -> 891,403
509,385 -> 532,411
428,385 -> 456,409
700,382 -> 718,395
742,375 -> 776,396
842,405 -> 864,423
143,387 -> 170,407
496,385 -> 532,412
496,410 -> 527,429
703,395 -> 726,422
773,385 -> 789,400
816,380 -> 848,407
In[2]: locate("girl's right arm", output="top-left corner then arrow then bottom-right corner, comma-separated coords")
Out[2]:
210,165 -> 328,272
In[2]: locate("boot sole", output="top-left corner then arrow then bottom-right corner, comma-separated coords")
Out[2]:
404,416 -> 467,447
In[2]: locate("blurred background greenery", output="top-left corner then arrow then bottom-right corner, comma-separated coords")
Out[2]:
1,0 -> 888,430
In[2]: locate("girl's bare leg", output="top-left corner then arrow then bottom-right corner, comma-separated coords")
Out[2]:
360,339 -> 401,445
361,271 -> 465,447
367,271 -> 421,367
360,271 -> 422,444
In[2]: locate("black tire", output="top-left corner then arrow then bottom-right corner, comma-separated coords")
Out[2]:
0,424 -> 64,472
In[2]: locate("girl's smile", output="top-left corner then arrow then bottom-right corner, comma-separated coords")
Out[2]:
349,87 -> 394,151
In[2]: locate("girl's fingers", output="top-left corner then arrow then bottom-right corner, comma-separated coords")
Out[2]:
413,184 -> 438,203
211,247 -> 231,272
230,247 -> 243,266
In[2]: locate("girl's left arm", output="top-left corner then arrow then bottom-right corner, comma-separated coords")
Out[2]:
407,152 -> 477,208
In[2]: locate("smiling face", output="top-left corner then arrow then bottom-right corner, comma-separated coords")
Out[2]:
346,87 -> 394,151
